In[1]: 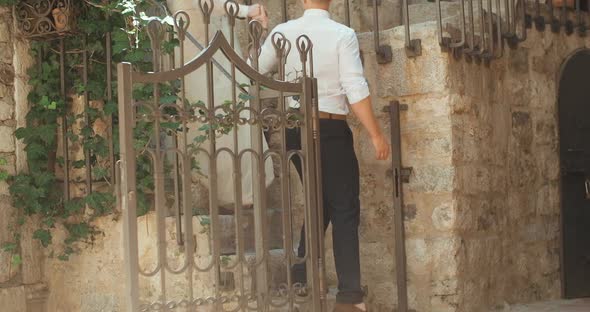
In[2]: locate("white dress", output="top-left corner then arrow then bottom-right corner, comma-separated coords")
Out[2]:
166,0 -> 274,207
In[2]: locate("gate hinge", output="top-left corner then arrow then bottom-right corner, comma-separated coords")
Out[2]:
386,167 -> 413,183
400,167 -> 413,183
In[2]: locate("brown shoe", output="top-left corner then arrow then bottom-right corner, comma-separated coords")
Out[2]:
333,303 -> 367,312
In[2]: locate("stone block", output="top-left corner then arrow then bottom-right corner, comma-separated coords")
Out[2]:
0,84 -> 8,98
0,199 -> 19,284
0,63 -> 14,86
431,202 -> 455,231
358,23 -> 450,98
0,286 -> 27,312
0,17 -> 10,43
0,126 -> 14,153
0,42 -> 12,64
20,216 -> 43,284
407,164 -> 454,193
406,237 -> 429,274
0,97 -> 14,121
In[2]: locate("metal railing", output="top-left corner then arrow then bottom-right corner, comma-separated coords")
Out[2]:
279,0 -> 590,64
434,0 -> 590,62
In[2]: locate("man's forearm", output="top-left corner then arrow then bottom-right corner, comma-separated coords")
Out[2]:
349,96 -> 383,139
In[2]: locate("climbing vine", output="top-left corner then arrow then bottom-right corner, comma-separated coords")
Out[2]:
5,0 -> 178,261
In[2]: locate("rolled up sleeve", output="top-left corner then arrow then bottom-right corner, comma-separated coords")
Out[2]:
338,29 -> 370,105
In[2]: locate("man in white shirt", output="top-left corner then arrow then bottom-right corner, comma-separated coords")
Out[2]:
256,1 -> 390,311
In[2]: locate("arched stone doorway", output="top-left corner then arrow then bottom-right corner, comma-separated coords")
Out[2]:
558,49 -> 590,299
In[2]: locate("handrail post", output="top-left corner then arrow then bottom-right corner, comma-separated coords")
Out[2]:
534,0 -> 546,31
372,0 -> 393,64
403,0 -> 422,57
576,0 -> 586,36
345,0 -> 351,27
549,0 -> 561,32
436,0 -> 452,51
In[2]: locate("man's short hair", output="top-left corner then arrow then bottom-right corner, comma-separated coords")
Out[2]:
310,0 -> 331,3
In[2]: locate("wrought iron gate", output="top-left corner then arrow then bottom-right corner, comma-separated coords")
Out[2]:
117,6 -> 324,312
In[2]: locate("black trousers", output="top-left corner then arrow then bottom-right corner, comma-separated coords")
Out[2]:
286,119 -> 364,304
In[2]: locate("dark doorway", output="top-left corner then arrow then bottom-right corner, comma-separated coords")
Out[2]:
559,50 -> 590,299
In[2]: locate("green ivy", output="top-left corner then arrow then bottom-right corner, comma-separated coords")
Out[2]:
7,0 -> 247,262
7,0 -> 175,261
0,0 -> 17,6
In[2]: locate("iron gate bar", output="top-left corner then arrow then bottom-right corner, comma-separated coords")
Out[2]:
83,37 -> 93,195
389,101 -> 409,312
167,23 -> 184,247
246,17 -> 270,310
59,38 -> 70,201
118,61 -> 140,312
271,30 -> 294,311
105,0 -> 116,185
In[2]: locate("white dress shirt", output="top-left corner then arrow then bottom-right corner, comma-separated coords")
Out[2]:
258,9 -> 370,115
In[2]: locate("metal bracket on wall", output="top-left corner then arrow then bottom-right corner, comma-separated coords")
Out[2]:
389,100 -> 410,312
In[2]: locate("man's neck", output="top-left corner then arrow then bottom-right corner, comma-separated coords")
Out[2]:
304,5 -> 330,10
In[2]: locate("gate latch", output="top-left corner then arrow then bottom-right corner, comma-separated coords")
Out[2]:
585,178 -> 590,200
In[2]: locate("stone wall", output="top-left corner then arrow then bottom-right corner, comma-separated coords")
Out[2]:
354,8 -> 589,312
447,28 -> 589,312
0,5 -> 47,312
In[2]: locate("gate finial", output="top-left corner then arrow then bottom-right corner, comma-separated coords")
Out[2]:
224,0 -> 240,27
198,0 -> 214,24
173,11 -> 190,42
296,35 -> 313,77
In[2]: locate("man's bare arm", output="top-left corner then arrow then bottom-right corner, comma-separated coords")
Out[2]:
349,96 -> 390,160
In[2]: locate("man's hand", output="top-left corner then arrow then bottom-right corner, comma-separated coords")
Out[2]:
371,133 -> 390,160
349,96 -> 391,161
248,4 -> 269,28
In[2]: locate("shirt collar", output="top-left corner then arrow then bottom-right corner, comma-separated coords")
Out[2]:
303,9 -> 331,19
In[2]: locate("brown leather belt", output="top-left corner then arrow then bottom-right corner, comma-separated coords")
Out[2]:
319,112 -> 347,120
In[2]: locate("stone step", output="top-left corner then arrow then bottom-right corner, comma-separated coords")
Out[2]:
196,208 -> 291,255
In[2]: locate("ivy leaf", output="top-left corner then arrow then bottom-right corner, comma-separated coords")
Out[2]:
161,122 -> 180,131
72,160 -> 86,169
160,95 -> 178,105
104,100 -> 118,115
11,254 -> 22,266
14,127 -> 32,141
239,93 -> 254,101
25,143 -> 48,160
1,242 -> 17,252
93,167 -> 109,180
0,171 -> 8,181
33,229 -> 52,248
